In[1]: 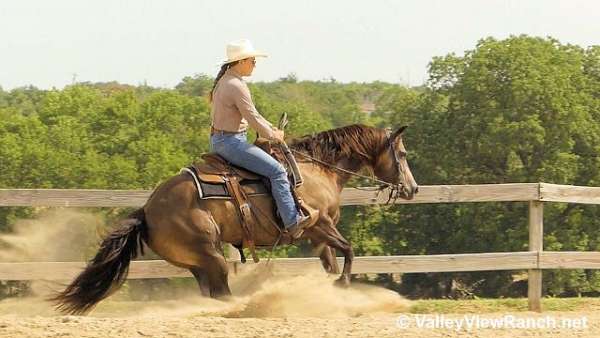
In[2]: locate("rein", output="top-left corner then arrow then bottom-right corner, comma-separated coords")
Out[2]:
289,136 -> 406,204
290,148 -> 392,186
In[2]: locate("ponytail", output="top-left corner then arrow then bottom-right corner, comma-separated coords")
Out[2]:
209,61 -> 239,102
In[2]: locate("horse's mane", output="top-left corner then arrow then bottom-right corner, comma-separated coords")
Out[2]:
289,124 -> 388,166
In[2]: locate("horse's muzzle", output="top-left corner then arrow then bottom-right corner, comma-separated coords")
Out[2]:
400,184 -> 418,200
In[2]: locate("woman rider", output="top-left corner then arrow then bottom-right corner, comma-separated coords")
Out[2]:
209,39 -> 317,238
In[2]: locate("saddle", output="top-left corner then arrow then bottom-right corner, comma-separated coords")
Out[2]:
182,138 -> 305,263
195,153 -> 262,184
194,139 -> 302,186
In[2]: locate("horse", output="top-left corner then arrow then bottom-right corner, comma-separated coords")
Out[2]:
51,124 -> 419,315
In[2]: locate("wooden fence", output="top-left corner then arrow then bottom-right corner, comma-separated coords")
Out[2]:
1,182 -> 600,312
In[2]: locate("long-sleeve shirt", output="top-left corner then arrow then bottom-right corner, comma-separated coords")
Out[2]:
210,68 -> 274,139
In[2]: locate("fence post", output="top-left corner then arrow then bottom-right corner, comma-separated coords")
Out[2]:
528,200 -> 543,312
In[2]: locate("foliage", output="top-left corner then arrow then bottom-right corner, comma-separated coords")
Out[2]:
361,35 -> 600,297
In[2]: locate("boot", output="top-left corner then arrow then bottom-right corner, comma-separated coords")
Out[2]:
298,198 -> 319,227
285,199 -> 319,239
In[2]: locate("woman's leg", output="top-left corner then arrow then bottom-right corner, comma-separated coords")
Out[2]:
211,134 -> 300,227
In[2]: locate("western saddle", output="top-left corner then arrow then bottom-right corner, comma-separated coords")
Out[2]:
183,138 -> 308,263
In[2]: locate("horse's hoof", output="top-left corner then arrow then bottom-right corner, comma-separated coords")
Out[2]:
213,293 -> 233,301
334,276 -> 350,288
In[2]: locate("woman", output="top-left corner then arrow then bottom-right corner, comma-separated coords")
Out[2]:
209,39 -> 317,238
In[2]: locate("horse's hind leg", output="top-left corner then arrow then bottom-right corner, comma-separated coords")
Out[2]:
188,210 -> 231,298
202,250 -> 232,298
190,267 -> 210,297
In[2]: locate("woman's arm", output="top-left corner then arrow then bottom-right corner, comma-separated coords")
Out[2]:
232,82 -> 276,139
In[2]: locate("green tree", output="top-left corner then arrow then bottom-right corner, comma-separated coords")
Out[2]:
365,35 -> 600,297
175,74 -> 214,97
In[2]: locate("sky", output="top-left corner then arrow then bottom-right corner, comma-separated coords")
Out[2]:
1,0 -> 599,90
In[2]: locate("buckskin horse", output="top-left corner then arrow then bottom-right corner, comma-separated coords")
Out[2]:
51,124 -> 418,314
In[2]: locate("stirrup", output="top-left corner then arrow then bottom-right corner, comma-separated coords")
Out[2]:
284,207 -> 319,240
297,199 -> 319,228
285,215 -> 310,239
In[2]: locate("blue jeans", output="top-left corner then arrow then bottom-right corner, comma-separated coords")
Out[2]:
210,132 -> 301,227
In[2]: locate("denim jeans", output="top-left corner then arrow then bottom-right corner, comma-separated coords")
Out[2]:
210,132 -> 300,227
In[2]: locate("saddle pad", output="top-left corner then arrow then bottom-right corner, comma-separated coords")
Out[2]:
181,167 -> 269,200
199,181 -> 268,198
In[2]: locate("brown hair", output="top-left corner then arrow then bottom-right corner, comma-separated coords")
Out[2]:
209,61 -> 239,102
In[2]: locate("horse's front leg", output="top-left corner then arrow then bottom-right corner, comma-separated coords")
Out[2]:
310,241 -> 340,274
305,215 -> 353,287
329,226 -> 354,287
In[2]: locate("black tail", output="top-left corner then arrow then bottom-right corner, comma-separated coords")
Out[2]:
50,209 -> 147,315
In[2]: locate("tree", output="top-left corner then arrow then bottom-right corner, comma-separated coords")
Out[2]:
175,74 -> 214,97
367,35 -> 600,297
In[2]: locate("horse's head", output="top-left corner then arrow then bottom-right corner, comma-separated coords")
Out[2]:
373,126 -> 419,200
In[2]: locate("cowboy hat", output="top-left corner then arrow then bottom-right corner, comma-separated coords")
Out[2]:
221,39 -> 268,65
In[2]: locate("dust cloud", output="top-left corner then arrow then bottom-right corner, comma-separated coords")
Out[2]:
226,268 -> 410,318
87,267 -> 409,319
0,208 -> 104,263
0,209 -> 409,318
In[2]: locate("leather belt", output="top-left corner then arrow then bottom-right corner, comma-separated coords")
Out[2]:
210,126 -> 243,136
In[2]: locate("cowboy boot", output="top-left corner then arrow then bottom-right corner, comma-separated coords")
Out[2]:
298,198 -> 319,226
286,199 -> 319,239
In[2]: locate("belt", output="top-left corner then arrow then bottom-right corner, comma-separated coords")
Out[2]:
210,126 -> 243,136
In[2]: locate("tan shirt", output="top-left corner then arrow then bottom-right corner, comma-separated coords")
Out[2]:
210,69 -> 274,139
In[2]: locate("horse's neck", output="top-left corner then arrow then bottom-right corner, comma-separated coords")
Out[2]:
293,126 -> 384,190
298,157 -> 366,204
333,157 -> 370,188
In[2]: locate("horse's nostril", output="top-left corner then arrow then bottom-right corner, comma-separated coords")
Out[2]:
414,186 -> 419,194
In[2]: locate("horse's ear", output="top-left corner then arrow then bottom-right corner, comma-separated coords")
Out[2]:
391,125 -> 408,140
278,112 -> 289,130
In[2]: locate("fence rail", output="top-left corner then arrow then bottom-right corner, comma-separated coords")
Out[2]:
3,252 -> 600,281
1,182 -> 599,312
0,183 -> 543,207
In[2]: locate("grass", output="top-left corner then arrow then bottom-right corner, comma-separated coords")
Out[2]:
409,297 -> 600,314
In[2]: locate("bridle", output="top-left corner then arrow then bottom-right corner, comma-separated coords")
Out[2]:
289,128 -> 407,203
384,128 -> 408,202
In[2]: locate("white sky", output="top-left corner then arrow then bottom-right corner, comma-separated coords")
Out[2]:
1,0 -> 599,90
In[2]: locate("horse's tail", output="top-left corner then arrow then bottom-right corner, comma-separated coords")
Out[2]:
50,208 -> 148,315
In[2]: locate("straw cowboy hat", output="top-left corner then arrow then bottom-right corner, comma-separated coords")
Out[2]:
221,39 -> 268,65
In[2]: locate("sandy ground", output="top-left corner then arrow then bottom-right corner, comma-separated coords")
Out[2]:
1,305 -> 599,338
1,271 -> 599,338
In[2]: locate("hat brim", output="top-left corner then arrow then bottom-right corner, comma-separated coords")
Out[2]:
220,51 -> 268,66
